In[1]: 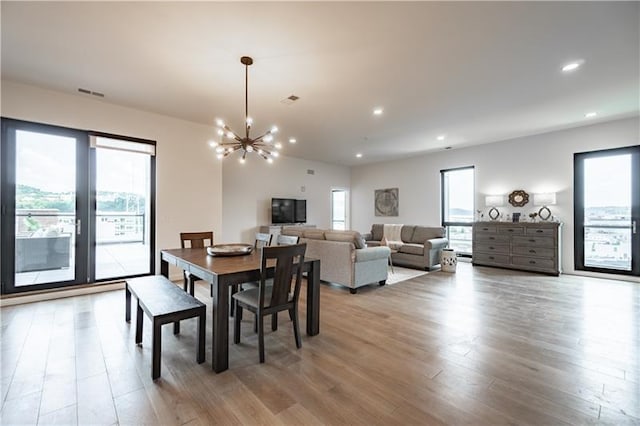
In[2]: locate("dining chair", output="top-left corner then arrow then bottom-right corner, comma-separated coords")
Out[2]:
180,231 -> 214,296
232,243 -> 307,363
255,232 -> 273,249
276,234 -> 300,246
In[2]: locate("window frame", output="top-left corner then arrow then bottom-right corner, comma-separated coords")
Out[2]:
440,166 -> 475,257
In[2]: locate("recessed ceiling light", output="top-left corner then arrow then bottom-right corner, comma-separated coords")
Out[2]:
373,108 -> 383,116
561,60 -> 584,72
356,153 -> 363,158
585,111 -> 597,118
289,138 -> 297,144
437,135 -> 446,141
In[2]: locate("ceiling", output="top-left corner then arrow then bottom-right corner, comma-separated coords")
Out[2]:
1,2 -> 638,166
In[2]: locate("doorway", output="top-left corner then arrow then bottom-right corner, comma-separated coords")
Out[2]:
574,145 -> 639,275
1,118 -> 156,294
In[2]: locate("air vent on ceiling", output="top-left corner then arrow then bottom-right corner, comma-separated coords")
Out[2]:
281,94 -> 300,105
78,88 -> 105,98
307,169 -> 315,175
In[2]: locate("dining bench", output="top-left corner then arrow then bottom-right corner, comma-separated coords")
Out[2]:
125,275 -> 206,379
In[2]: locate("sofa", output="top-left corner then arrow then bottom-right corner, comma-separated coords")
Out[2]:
363,224 -> 448,271
281,227 -> 391,294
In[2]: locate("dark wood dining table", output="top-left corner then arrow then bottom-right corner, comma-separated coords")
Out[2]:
160,247 -> 320,373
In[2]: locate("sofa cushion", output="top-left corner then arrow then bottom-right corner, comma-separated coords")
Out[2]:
401,225 -> 415,242
371,224 -> 383,241
324,230 -> 366,249
410,226 -> 445,243
398,243 -> 424,256
281,227 -> 305,237
303,229 -> 326,240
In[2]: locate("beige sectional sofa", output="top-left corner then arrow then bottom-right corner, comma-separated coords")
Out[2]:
281,227 -> 391,294
364,224 -> 448,271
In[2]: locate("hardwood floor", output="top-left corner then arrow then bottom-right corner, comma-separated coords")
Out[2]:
1,263 -> 638,425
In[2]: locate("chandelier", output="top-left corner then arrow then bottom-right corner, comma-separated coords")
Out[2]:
211,56 -> 281,163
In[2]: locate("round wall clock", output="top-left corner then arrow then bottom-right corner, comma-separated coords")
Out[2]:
508,190 -> 529,207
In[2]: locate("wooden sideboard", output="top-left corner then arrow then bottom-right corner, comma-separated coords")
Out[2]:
472,222 -> 561,275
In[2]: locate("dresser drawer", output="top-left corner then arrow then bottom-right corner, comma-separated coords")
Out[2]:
475,233 -> 510,243
526,227 -> 556,237
473,253 -> 510,265
475,243 -> 510,254
512,246 -> 556,258
497,226 -> 524,235
512,256 -> 555,270
475,225 -> 497,233
512,236 -> 554,248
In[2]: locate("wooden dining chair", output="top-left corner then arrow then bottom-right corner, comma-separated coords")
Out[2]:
180,231 -> 213,296
232,243 -> 307,363
255,232 -> 273,249
276,234 -> 299,246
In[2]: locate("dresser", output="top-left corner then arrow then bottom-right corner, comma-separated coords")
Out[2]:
472,222 -> 561,275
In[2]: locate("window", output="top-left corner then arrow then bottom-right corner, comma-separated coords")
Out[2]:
441,167 -> 475,256
574,146 -> 639,275
1,118 -> 156,294
331,189 -> 347,230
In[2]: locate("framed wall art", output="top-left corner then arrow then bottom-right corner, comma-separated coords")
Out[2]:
375,188 -> 399,216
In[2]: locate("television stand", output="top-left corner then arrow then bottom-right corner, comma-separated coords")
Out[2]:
259,224 -> 316,238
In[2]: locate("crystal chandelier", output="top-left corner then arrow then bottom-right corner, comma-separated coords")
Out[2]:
211,56 -> 281,163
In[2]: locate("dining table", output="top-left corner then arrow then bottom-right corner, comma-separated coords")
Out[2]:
160,247 -> 320,373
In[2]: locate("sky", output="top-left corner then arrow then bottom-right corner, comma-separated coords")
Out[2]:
16,130 -> 149,195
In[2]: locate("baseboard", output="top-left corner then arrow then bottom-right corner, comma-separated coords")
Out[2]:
0,282 -> 125,307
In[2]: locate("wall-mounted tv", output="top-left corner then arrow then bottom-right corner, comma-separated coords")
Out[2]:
271,198 -> 306,224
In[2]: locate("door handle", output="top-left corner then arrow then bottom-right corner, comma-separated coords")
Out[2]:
76,219 -> 81,235
633,220 -> 637,234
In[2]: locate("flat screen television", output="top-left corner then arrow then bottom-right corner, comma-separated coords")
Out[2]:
271,198 -> 306,224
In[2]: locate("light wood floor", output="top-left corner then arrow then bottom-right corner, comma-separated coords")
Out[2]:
1,263 -> 639,425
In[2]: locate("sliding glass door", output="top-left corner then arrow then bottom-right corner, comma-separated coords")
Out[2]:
1,118 -> 155,294
1,120 -> 89,291
574,145 -> 639,275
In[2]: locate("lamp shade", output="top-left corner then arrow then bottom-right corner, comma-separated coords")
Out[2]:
534,193 -> 556,206
485,195 -> 505,207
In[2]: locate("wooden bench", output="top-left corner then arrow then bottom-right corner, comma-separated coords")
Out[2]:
125,276 -> 206,380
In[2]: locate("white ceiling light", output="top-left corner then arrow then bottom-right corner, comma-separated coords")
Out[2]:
289,138 -> 297,144
373,107 -> 383,116
356,153 -> 363,158
561,60 -> 585,72
436,135 -> 446,141
585,111 -> 597,118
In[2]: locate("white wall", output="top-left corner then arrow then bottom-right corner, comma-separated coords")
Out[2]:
221,155 -> 350,243
351,117 -> 640,281
1,80 -> 223,276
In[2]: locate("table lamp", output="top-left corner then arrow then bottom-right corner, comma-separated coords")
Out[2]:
485,195 -> 505,221
534,193 -> 556,221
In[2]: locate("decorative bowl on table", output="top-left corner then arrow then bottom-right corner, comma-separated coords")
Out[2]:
207,243 -> 253,256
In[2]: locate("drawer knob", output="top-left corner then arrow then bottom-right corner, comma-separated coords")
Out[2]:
529,249 -> 536,253
489,237 -> 495,240
529,239 -> 536,243
536,230 -> 543,233
529,260 -> 536,264
508,229 -> 514,232
489,256 -> 495,260
482,228 -> 489,231
489,246 -> 495,250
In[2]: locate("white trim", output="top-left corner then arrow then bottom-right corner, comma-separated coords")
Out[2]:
0,282 -> 124,307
